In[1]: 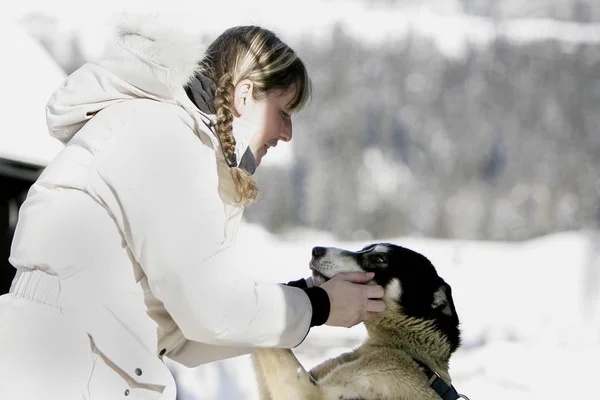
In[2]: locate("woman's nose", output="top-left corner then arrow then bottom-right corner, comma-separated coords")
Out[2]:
280,120 -> 292,142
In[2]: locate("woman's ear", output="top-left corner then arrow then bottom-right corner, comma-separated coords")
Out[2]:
233,79 -> 254,117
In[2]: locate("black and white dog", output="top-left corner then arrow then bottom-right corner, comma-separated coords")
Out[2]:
252,243 -> 467,400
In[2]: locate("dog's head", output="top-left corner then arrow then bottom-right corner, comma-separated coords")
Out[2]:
310,243 -> 460,353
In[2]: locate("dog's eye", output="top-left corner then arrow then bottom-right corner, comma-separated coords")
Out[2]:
372,254 -> 386,264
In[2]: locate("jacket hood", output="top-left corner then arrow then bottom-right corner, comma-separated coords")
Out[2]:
46,14 -> 211,144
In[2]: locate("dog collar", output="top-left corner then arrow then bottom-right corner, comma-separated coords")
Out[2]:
414,360 -> 470,400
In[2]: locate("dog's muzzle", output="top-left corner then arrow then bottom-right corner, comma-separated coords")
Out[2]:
310,247 -> 331,286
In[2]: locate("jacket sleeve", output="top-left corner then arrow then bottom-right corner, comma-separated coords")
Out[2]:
90,102 -> 313,349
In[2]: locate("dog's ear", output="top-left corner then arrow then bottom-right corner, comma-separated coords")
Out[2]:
431,283 -> 455,317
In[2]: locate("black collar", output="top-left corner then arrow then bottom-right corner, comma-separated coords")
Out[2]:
414,359 -> 470,400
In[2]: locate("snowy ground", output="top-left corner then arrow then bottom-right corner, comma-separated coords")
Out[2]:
167,222 -> 600,400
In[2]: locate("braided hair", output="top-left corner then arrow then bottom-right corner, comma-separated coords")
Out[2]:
198,26 -> 312,204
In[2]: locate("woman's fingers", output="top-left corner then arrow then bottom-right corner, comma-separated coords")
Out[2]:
321,272 -> 387,328
365,285 -> 384,299
365,299 -> 386,314
334,271 -> 375,284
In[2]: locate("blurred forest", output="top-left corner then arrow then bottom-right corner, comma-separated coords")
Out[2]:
20,3 -> 600,242
250,27 -> 600,241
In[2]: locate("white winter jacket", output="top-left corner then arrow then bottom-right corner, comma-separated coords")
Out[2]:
1,17 -> 312,399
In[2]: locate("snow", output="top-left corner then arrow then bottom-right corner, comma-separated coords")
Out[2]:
0,22 -> 65,167
166,222 -> 600,399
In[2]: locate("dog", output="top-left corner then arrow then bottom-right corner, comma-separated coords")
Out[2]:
252,243 -> 466,400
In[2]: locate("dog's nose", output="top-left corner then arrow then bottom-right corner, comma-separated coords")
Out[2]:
312,246 -> 326,258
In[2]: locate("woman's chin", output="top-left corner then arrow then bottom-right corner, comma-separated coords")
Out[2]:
252,147 -> 266,167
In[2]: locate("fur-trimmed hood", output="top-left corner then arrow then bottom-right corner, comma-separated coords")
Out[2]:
46,14 -> 212,144
113,14 -> 206,91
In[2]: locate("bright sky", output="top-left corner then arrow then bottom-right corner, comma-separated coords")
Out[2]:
0,22 -> 65,166
8,0 -> 600,60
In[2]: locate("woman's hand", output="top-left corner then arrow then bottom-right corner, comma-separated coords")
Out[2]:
320,272 -> 386,328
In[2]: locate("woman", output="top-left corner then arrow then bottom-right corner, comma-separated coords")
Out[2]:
0,15 -> 385,399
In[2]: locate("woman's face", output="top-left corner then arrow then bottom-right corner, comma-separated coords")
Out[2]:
234,82 -> 296,167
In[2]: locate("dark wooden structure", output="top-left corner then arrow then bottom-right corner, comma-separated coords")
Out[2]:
0,158 -> 42,294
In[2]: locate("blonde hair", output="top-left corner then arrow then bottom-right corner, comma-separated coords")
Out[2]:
199,26 -> 312,204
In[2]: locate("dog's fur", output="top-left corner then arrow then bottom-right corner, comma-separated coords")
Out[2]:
252,243 -> 461,400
